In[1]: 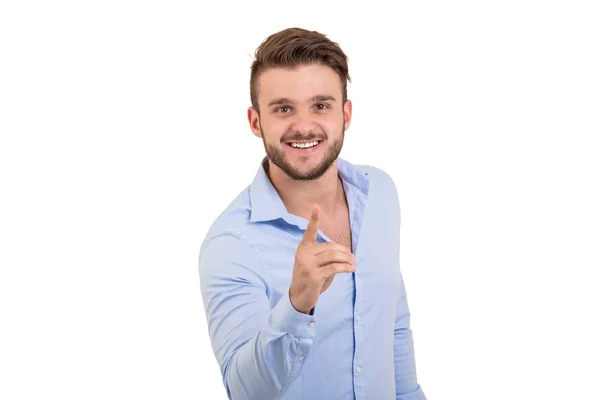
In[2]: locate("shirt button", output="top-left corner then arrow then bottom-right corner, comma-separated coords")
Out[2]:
355,315 -> 361,322
299,356 -> 305,361
308,322 -> 315,328
356,366 -> 361,373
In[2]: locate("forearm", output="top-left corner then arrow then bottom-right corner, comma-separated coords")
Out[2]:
200,234 -> 318,399
394,327 -> 426,399
394,279 -> 426,399
221,290 -> 316,400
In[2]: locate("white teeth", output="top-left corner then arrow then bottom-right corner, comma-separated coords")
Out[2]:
291,141 -> 319,148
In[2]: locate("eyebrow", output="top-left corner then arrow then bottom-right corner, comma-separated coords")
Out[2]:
267,94 -> 337,107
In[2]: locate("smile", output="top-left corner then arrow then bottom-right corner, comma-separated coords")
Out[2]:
289,140 -> 320,149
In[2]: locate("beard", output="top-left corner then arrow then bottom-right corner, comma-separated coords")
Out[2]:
260,125 -> 344,181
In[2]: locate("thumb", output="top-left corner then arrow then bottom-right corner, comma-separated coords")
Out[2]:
300,203 -> 320,246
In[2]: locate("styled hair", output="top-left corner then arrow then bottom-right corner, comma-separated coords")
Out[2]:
250,27 -> 351,114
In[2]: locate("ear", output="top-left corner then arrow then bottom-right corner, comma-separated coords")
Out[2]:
248,107 -> 262,138
343,99 -> 353,131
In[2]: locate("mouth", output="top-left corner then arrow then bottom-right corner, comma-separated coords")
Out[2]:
284,139 -> 324,154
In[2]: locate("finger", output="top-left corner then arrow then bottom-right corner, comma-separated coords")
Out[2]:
319,262 -> 356,278
310,241 -> 353,256
315,250 -> 355,267
300,203 -> 321,247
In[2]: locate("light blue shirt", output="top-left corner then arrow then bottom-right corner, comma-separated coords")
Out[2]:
199,157 -> 426,400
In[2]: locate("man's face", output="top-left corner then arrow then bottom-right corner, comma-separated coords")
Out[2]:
248,64 -> 352,181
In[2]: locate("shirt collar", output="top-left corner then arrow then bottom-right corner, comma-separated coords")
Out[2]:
249,156 -> 370,224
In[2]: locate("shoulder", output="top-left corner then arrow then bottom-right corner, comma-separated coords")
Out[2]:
199,185 -> 256,257
198,186 -> 269,286
350,162 -> 401,229
354,163 -> 400,199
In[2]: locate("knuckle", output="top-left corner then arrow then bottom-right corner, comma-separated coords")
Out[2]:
295,251 -> 306,264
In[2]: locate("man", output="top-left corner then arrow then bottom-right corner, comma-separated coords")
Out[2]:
199,27 -> 426,400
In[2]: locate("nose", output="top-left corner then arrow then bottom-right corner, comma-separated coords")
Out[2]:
290,109 -> 318,135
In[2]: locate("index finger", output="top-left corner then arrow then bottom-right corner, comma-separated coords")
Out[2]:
300,203 -> 320,246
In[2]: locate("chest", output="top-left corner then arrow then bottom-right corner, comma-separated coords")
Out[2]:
320,211 -> 352,251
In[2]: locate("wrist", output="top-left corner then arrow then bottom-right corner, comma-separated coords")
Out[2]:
289,289 -> 312,315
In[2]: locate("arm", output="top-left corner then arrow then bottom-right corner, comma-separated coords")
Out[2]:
199,232 -> 316,399
394,275 -> 427,399
383,169 -> 426,399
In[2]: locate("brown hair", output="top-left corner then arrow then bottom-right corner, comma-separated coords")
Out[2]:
250,27 -> 351,114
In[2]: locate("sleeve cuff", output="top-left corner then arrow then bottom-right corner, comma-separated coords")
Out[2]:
397,385 -> 427,400
270,289 -> 317,338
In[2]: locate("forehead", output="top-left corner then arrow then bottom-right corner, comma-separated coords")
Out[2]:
257,64 -> 342,104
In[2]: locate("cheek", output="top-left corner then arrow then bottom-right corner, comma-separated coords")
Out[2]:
261,120 -> 289,139
320,117 -> 343,134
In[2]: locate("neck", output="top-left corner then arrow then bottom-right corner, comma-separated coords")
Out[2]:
265,158 -> 344,221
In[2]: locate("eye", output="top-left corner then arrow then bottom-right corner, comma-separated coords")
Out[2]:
315,103 -> 329,111
276,106 -> 292,113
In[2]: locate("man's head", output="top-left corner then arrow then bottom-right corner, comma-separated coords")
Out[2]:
247,28 -> 352,181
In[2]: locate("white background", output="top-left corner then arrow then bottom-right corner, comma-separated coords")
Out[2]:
1,1 -> 599,399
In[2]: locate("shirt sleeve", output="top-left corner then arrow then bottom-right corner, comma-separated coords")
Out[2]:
384,169 -> 427,399
394,274 -> 427,399
199,231 -> 317,400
